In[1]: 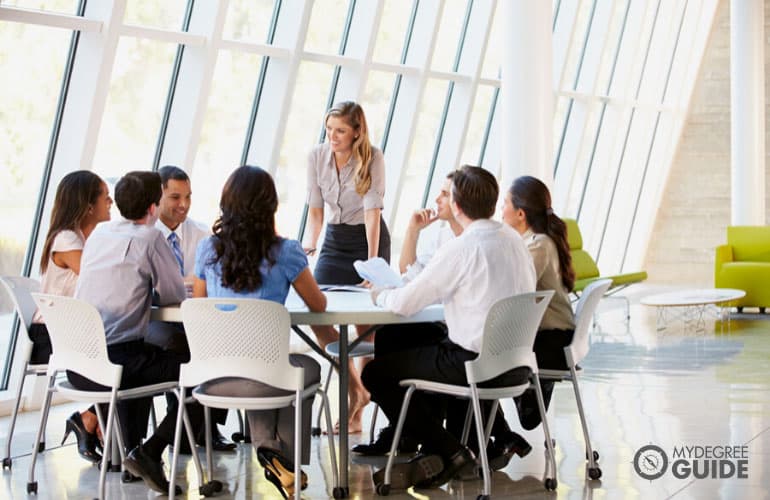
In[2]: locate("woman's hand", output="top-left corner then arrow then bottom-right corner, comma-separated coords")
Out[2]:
304,247 -> 317,256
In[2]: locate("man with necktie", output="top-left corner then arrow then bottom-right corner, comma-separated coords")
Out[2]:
147,165 -> 236,453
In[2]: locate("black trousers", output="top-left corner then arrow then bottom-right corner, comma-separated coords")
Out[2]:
146,321 -> 227,429
66,340 -> 203,451
362,338 -> 530,459
27,323 -> 53,365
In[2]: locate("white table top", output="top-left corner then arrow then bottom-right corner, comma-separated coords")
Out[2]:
152,289 -> 444,326
640,288 -> 745,307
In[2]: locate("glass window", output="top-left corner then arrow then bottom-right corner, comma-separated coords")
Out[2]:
2,0 -> 77,13
124,0 -> 189,31
460,84 -> 495,166
274,62 -> 335,238
390,78 -> 447,251
430,0 -> 468,73
188,51 -> 266,230
359,70 -> 398,147
90,37 -> 177,182
370,0 -> 412,64
304,0 -> 350,54
0,19 -> 70,381
480,2 -> 501,80
222,0 -> 274,44
560,0 -> 594,90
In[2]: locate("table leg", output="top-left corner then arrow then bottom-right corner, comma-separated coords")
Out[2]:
338,324 -> 349,497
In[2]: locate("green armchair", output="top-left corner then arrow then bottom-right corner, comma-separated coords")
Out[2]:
715,226 -> 770,312
564,218 -> 648,318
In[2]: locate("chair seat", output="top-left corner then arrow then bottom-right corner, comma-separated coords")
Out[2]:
193,382 -> 321,411
56,380 -> 178,404
399,378 -> 530,400
325,340 -> 375,358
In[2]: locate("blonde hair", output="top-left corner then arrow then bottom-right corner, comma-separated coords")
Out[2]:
325,101 -> 372,196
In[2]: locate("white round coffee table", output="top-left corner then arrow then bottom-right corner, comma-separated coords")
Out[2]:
640,288 -> 746,332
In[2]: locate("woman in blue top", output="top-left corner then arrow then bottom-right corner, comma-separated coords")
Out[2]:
193,165 -> 327,499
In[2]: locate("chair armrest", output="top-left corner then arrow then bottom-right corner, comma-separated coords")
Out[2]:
715,244 -> 734,270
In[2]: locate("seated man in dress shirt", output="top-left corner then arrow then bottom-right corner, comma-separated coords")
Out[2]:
363,166 -> 537,490
74,171 -> 203,494
146,165 -> 235,452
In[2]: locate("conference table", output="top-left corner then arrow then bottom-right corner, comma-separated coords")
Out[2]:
152,289 -> 443,497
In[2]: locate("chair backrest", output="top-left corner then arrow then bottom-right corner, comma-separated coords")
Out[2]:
31,293 -> 120,388
727,226 -> 770,262
0,276 -> 41,333
465,290 -> 554,385
179,298 -> 303,391
563,219 -> 600,280
568,278 -> 612,366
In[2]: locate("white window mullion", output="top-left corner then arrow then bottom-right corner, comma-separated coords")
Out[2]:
243,0 -> 314,173
425,0 -> 495,198
383,0 -> 443,228
333,0 -> 384,101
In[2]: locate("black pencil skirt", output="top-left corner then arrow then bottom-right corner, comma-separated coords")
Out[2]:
314,219 -> 391,285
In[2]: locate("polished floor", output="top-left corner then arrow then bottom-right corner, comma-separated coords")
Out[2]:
1,284 -> 769,499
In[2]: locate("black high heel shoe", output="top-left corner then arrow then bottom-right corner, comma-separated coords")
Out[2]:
257,448 -> 307,498
62,412 -> 101,464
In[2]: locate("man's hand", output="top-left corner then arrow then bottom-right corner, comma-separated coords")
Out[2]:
407,208 -> 438,233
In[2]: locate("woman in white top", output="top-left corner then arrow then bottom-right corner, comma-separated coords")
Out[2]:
30,170 -> 112,463
304,102 -> 389,432
502,175 -> 576,430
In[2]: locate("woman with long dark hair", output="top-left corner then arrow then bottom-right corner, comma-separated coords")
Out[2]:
304,101 -> 389,432
31,170 -> 112,463
502,175 -> 576,429
193,165 -> 327,498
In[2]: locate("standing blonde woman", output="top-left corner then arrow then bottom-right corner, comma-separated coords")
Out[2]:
304,101 -> 390,433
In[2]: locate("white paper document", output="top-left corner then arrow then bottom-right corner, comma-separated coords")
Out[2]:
353,257 -> 403,288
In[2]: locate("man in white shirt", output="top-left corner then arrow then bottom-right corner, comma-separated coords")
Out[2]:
74,171 -> 201,494
147,165 -> 235,453
364,166 -> 536,490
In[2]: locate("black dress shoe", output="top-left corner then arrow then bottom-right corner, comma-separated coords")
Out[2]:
123,446 -> 181,495
488,431 -> 532,471
420,446 -> 475,488
372,453 -> 444,490
204,432 -> 237,452
352,426 -> 419,456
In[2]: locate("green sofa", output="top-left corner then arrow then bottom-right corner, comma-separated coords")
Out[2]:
715,226 -> 770,311
564,218 -> 648,294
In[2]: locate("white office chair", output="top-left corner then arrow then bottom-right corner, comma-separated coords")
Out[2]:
377,291 -> 558,498
0,276 -> 44,470
170,298 -> 340,499
29,294 -> 182,499
540,278 -> 612,481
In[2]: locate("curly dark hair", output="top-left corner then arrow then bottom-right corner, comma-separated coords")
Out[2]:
210,166 -> 279,292
509,176 -> 575,292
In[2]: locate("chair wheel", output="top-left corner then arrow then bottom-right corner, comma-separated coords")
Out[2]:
231,432 -> 245,442
376,483 -> 390,496
477,495 -> 490,500
591,450 -> 600,461
27,481 -> 38,494
210,480 -> 223,492
588,467 -> 602,480
311,427 -> 322,437
334,485 -> 348,498
544,477 -> 557,490
38,441 -> 45,453
2,457 -> 11,469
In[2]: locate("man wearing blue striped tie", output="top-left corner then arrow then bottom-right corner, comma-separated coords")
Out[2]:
147,165 -> 236,453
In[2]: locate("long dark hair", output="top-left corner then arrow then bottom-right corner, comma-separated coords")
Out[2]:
509,176 -> 575,292
41,171 -> 104,273
211,166 -> 279,292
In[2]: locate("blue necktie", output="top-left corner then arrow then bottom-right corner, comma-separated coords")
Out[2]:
168,232 -> 184,275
